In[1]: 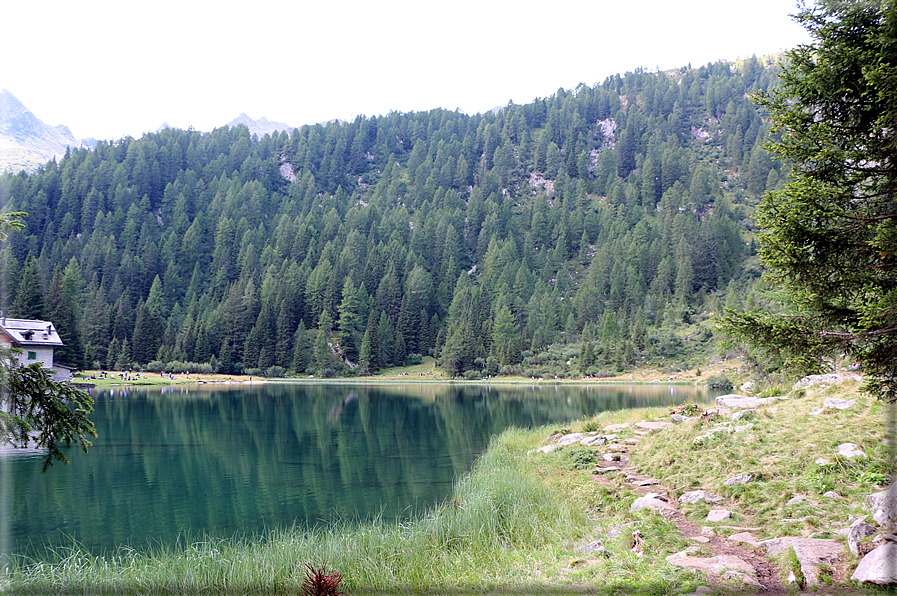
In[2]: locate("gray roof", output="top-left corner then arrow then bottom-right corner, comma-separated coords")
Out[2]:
0,318 -> 64,347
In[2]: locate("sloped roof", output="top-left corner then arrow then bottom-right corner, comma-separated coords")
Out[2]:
0,317 -> 64,347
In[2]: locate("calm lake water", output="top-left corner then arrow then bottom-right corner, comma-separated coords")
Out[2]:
1,382 -> 720,559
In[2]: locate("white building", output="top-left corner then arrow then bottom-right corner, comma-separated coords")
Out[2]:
0,316 -> 73,381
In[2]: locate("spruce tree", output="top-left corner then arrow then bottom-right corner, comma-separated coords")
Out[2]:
722,0 -> 897,401
12,254 -> 44,320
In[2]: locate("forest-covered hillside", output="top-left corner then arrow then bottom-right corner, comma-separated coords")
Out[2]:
0,57 -> 783,378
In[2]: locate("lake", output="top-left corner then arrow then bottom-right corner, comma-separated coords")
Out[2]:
1,382 -> 720,560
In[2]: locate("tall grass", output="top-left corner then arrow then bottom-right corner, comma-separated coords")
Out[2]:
5,429 -> 591,595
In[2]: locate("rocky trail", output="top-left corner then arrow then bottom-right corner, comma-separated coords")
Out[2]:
533,377 -> 897,594
589,432 -> 789,594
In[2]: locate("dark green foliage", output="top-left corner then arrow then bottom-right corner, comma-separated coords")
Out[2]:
704,375 -> 733,390
1,354 -> 97,472
721,1 -> 897,401
0,60 -> 784,377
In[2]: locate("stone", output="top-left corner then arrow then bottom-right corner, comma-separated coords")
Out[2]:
848,519 -> 878,556
740,381 -> 755,393
786,495 -> 816,507
706,509 -> 733,522
723,473 -> 753,486
689,535 -> 711,543
851,542 -> 897,585
760,538 -> 843,588
758,537 -> 799,555
824,397 -> 856,410
635,421 -> 675,431
665,552 -> 758,578
670,414 -> 690,422
577,540 -> 609,555
601,453 -> 621,462
816,458 -> 831,466
809,407 -> 825,416
603,422 -> 632,432
715,395 -> 760,412
679,490 -> 726,505
734,423 -> 754,432
823,490 -> 843,500
728,532 -> 760,546
531,444 -> 557,454
607,522 -> 636,539
757,395 -> 786,405
838,442 -> 867,459
631,492 -> 676,517
793,373 -> 847,390
730,409 -> 756,421
557,432 -> 586,446
580,435 -> 607,446
867,482 -> 897,530
632,478 -> 660,487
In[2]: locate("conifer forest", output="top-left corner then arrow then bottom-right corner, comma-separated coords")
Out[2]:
0,58 -> 783,379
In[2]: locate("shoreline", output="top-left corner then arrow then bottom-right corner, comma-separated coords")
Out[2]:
73,357 -> 746,390
7,375 -> 885,593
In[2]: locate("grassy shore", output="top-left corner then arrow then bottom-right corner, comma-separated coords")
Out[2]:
75,356 -> 748,388
8,375 -> 889,594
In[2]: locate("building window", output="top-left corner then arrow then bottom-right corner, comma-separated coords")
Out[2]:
27,351 -> 37,360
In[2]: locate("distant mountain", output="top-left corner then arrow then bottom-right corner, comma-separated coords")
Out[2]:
226,113 -> 294,137
0,89 -> 96,173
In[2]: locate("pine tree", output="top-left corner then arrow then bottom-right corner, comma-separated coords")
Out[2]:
12,254 -> 44,320
722,0 -> 897,401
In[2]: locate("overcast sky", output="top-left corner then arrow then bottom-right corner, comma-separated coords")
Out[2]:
2,0 -> 811,142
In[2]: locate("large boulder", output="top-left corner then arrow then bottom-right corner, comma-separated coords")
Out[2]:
851,542 -> 897,585
759,537 -> 843,588
867,482 -> 897,530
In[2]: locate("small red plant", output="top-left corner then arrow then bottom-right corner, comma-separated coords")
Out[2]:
301,562 -> 344,596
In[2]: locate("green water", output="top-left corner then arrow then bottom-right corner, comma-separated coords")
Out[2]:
1,382 -> 718,559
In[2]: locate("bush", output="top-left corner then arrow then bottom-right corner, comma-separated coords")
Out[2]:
244,368 -> 263,377
561,445 -> 596,470
463,370 -> 482,380
406,353 -> 423,365
705,375 -> 733,390
144,360 -> 213,374
264,366 -> 287,378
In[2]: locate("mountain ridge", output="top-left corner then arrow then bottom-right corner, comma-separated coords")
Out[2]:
0,89 -> 96,173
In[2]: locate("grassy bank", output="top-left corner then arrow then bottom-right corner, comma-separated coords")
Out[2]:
7,377 -> 890,594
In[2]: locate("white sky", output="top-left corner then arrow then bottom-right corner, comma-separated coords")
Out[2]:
2,0 -> 811,142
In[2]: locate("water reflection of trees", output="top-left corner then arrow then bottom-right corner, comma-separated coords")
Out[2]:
9,384 -> 716,556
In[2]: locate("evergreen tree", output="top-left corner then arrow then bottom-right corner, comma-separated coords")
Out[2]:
722,0 -> 897,401
290,320 -> 312,374
12,254 -> 44,320
314,309 -> 339,374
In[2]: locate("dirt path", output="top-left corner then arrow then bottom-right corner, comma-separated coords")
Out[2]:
590,437 -> 789,594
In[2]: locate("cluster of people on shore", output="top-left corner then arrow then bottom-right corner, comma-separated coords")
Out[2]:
84,371 -> 145,381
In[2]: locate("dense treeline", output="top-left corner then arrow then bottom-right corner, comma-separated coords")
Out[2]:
0,58 -> 782,378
